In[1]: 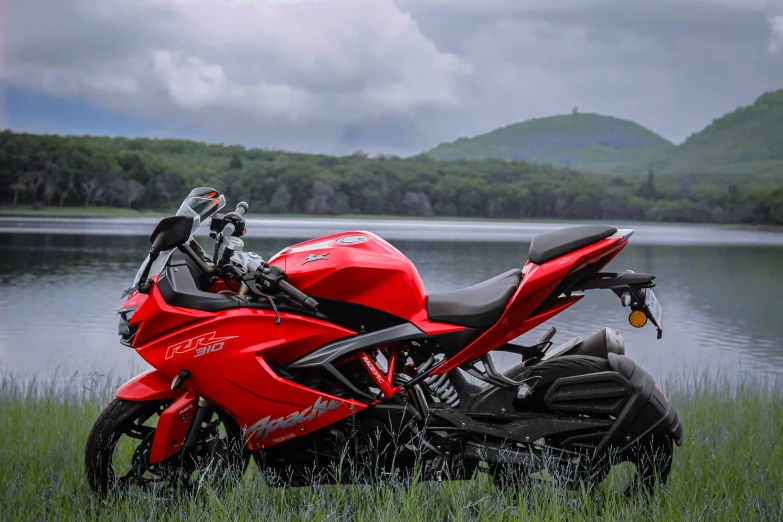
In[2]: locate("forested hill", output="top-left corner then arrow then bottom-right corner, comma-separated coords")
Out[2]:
648,90 -> 783,175
427,114 -> 673,173
429,90 -> 783,178
1,130 -> 782,225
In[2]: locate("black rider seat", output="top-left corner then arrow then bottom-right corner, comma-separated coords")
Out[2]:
528,225 -> 617,265
426,269 -> 522,330
426,226 -> 618,330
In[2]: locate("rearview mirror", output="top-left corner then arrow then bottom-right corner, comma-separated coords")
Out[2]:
149,216 -> 195,254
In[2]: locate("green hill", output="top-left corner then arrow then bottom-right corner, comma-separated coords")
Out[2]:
427,113 -> 673,173
649,90 -> 783,175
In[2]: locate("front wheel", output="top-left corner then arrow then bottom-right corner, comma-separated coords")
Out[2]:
85,398 -> 248,495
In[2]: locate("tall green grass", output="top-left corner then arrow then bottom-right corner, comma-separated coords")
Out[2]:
1,371 -> 782,521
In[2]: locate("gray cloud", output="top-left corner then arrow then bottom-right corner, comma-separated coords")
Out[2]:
397,0 -> 783,147
771,15 -> 783,52
2,0 -> 470,152
2,0 -> 782,154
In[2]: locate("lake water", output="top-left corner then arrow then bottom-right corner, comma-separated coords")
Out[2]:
1,217 -> 783,385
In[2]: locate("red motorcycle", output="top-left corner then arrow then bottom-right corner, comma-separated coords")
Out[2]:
86,188 -> 682,494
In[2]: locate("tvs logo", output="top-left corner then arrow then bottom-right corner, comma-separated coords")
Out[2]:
244,396 -> 343,442
165,331 -> 237,360
301,252 -> 330,265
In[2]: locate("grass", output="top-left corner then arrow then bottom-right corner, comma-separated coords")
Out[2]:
1,373 -> 783,522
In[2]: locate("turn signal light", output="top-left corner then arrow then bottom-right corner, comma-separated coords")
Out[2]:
628,310 -> 648,328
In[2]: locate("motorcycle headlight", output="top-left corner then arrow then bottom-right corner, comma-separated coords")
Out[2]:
117,307 -> 138,347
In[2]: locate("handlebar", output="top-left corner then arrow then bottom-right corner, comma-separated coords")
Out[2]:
254,265 -> 320,313
213,201 -> 320,314
218,202 -> 248,265
278,280 -> 320,313
234,201 -> 248,217
219,201 -> 247,237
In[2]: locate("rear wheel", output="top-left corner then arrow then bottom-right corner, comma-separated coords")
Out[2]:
85,398 -> 248,495
494,356 -> 673,494
625,434 -> 673,494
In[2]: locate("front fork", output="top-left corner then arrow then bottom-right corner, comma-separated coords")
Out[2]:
149,395 -> 221,463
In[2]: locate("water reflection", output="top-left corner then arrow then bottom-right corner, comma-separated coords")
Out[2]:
1,228 -> 782,383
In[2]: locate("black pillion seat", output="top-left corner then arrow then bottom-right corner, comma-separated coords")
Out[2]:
426,269 -> 522,330
528,225 -> 617,265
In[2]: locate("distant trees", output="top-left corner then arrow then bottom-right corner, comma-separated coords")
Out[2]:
758,187 -> 783,224
0,131 -> 186,210
402,192 -> 434,216
268,186 -> 292,213
1,130 -> 782,225
637,169 -> 658,200
10,183 -> 25,206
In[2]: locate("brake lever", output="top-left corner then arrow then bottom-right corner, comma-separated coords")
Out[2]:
266,295 -> 281,326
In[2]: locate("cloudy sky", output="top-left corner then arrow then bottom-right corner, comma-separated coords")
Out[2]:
0,0 -> 782,155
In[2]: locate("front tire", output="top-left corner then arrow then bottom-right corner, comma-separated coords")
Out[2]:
85,398 -> 248,495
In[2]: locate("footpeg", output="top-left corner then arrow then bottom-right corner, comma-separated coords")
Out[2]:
539,327 -> 557,344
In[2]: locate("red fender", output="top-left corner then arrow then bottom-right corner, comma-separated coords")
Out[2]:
149,391 -> 198,463
116,369 -> 181,401
116,369 -> 198,463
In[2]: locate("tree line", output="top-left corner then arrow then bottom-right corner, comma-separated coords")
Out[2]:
1,130 -> 781,225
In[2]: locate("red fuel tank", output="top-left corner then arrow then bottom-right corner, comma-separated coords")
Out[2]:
268,231 -> 427,322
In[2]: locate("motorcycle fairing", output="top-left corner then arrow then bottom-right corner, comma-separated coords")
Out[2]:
120,294 -> 368,456
130,279 -> 214,348
288,323 -> 428,401
245,357 -> 367,449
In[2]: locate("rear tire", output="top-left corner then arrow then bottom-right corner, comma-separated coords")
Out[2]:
625,434 -> 673,495
498,356 -> 673,493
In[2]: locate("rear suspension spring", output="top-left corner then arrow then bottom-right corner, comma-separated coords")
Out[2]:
416,355 -> 460,407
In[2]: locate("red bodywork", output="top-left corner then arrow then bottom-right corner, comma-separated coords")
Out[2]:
433,234 -> 626,373
117,230 -> 629,462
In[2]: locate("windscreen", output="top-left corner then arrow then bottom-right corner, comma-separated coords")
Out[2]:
176,193 -> 226,237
